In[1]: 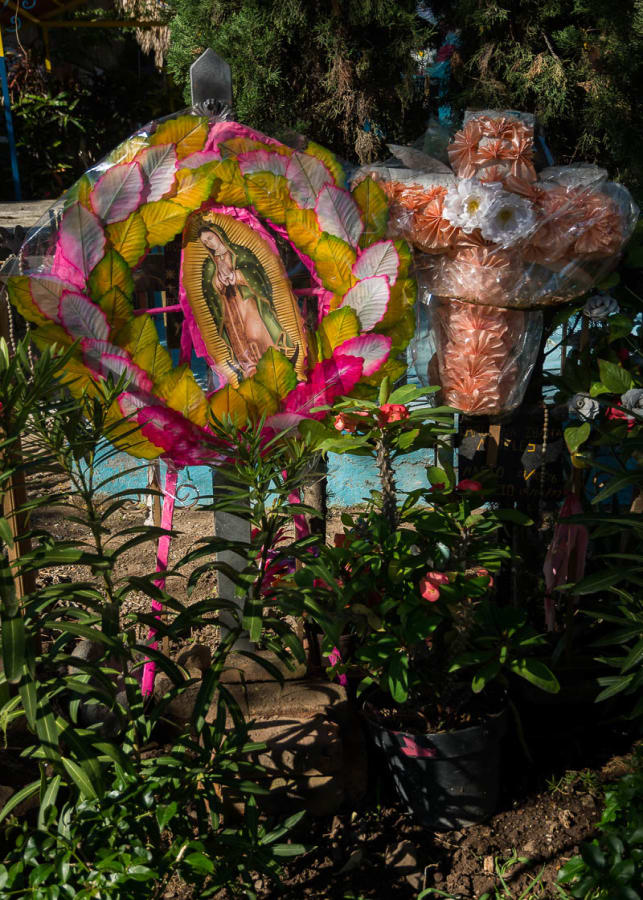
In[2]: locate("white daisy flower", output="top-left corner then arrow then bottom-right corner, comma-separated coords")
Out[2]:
479,191 -> 536,247
442,178 -> 500,233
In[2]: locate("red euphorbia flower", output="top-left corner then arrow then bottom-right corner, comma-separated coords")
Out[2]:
420,571 -> 447,601
378,403 -> 409,425
605,407 -> 635,430
456,479 -> 482,492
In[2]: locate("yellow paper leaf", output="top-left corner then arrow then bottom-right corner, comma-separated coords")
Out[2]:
244,173 -> 293,224
149,115 -> 208,160
170,168 -> 216,209
131,339 -> 173,386
352,177 -> 389,248
140,200 -> 189,247
394,239 -> 413,280
106,135 -> 148,165
31,323 -> 75,350
160,369 -> 208,426
99,286 -> 133,334
209,384 -> 249,427
114,314 -> 161,358
88,250 -> 133,301
238,377 -> 279,418
314,234 -> 355,293
106,212 -> 148,268
254,348 -> 297,400
286,208 -> 321,258
305,142 -> 345,186
318,307 -> 359,357
105,401 -> 162,460
65,174 -> 92,210
379,275 -> 416,334
7,277 -> 51,327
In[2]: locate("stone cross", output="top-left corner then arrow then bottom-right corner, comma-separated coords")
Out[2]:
190,51 -> 253,650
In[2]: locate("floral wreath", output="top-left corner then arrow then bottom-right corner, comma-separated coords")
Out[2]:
5,113 -> 416,469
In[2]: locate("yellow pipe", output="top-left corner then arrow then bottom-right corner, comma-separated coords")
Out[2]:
44,19 -> 164,28
42,25 -> 51,72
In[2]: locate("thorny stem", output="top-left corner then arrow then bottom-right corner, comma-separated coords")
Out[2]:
375,433 -> 398,529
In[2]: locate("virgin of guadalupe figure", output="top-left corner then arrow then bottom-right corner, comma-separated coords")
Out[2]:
198,224 -> 295,379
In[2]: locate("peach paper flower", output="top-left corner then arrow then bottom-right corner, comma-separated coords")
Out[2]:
447,119 -> 483,177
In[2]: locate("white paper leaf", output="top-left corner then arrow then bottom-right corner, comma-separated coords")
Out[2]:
59,292 -> 110,341
352,240 -> 399,285
333,333 -> 392,376
315,185 -> 364,247
340,275 -> 390,331
285,151 -> 333,208
58,205 -> 106,280
136,144 -> 178,202
90,162 -> 144,225
238,150 -> 288,177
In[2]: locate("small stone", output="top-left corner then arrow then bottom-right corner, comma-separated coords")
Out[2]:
522,840 -> 537,855
337,849 -> 363,874
176,644 -> 211,672
483,855 -> 494,874
385,840 -> 423,890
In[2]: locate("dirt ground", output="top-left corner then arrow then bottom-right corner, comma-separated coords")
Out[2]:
28,502 -> 639,900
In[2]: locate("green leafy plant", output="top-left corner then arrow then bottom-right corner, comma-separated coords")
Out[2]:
274,380 -> 557,726
557,749 -> 643,900
0,336 -> 307,897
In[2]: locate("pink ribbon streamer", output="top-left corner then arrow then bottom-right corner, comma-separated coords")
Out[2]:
141,465 -> 179,696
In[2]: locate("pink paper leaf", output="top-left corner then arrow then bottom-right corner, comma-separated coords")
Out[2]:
30,275 -> 76,321
90,162 -> 144,225
134,403 -> 225,468
180,149 -> 223,169
284,355 -> 364,420
315,184 -> 364,247
58,204 -> 106,280
238,150 -> 288,178
340,275 -> 390,331
285,151 -> 333,209
352,240 -> 399,285
59,291 -> 110,341
263,412 -> 306,437
333,333 -> 392,377
136,144 -> 178,202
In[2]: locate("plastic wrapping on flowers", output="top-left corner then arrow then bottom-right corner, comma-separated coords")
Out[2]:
352,109 -> 639,417
1,108 -> 416,468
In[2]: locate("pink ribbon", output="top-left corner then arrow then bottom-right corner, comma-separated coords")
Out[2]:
141,465 -> 179,696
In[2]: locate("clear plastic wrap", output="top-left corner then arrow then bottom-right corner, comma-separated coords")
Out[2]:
353,109 -> 639,310
355,108 -> 638,416
413,287 -> 542,417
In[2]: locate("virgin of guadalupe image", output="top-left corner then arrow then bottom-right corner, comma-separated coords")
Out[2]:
198,223 -> 297,380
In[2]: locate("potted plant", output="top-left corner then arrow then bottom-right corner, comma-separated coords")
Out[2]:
276,382 -> 560,829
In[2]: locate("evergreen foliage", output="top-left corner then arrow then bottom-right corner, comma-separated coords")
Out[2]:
434,0 -> 643,201
165,0 -> 434,164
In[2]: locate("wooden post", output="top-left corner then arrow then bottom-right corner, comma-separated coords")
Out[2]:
0,295 -> 36,601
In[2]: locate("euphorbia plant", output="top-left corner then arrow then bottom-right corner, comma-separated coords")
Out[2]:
275,386 -> 559,724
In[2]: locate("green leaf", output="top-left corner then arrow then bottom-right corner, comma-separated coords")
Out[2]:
271,843 -> 307,857
564,423 -> 591,454
156,801 -> 178,832
598,359 -> 633,394
0,779 -> 39,824
61,757 -> 98,800
386,653 -> 409,703
510,658 -> 560,693
38,775 -> 61,831
184,852 -> 215,874
569,568 -> 641,595
426,466 -> 450,489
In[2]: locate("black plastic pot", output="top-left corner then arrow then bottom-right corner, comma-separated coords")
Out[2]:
364,707 -> 507,830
